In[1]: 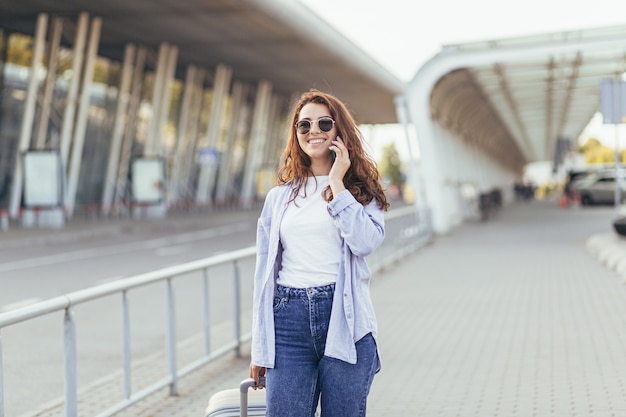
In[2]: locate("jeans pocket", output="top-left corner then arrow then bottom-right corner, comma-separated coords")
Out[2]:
273,296 -> 287,314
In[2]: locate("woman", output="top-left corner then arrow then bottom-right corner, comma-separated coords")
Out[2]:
249,89 -> 390,417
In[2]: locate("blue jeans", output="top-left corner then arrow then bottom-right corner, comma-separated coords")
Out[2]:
267,284 -> 378,417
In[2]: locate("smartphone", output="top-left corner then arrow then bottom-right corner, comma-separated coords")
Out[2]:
331,150 -> 336,161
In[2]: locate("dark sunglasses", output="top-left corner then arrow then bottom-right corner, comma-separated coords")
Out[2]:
295,117 -> 335,134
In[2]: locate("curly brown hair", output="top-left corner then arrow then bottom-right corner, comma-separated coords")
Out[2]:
277,89 -> 390,211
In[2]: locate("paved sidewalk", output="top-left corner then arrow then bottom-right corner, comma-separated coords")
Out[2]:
112,199 -> 626,417
17,199 -> 626,416
369,201 -> 626,416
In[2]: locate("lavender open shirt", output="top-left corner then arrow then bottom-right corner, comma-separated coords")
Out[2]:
251,183 -> 385,370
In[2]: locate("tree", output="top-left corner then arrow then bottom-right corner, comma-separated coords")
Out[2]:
579,137 -> 621,164
379,142 -> 405,190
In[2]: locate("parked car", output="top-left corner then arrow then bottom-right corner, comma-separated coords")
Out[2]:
571,173 -> 626,205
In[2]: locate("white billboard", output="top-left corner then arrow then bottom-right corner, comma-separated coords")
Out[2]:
23,151 -> 64,208
131,157 -> 165,204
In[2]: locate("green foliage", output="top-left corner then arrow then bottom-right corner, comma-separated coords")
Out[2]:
7,33 -> 34,66
579,137 -> 625,164
379,142 -> 405,187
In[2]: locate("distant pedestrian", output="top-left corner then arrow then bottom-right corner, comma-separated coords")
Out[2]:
249,89 -> 390,416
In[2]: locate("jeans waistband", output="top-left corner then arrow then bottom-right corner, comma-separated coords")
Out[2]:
276,283 -> 335,299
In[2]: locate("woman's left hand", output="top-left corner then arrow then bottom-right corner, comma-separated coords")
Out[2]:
329,136 -> 349,195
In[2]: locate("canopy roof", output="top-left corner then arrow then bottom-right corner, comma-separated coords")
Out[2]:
0,0 -> 404,124
427,25 -> 626,172
5,1 -> 626,171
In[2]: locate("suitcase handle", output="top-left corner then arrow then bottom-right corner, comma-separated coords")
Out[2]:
239,376 -> 265,393
240,377 -> 266,417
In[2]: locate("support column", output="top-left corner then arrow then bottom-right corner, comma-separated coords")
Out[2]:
266,98 -> 288,162
114,46 -> 147,213
432,123 -> 463,227
59,13 -> 88,168
446,134 -> 464,221
144,43 -> 169,156
101,44 -> 135,217
168,65 -> 198,206
394,95 -> 425,210
0,30 -> 8,176
138,43 -> 177,218
240,80 -> 272,208
179,68 -> 206,202
66,16 -> 102,218
0,29 -> 6,82
255,96 -> 285,196
8,13 -> 48,219
34,16 -> 63,149
262,97 -> 282,161
196,63 -> 232,204
215,81 -> 245,204
155,45 -> 178,156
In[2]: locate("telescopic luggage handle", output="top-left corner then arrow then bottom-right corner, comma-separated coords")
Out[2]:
239,376 -> 265,392
239,377 -> 266,417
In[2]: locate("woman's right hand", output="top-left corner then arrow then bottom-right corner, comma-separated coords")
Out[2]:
249,364 -> 266,389
329,136 -> 349,196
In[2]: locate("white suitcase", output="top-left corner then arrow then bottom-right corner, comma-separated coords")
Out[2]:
205,377 -> 266,417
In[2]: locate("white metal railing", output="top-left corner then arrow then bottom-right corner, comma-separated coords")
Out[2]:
0,204 -> 432,417
0,246 -> 256,417
368,204 -> 434,271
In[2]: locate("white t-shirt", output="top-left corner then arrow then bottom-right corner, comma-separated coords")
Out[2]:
277,176 -> 342,288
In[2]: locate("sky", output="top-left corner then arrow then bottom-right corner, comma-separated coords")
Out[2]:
298,0 -> 626,154
298,0 -> 626,83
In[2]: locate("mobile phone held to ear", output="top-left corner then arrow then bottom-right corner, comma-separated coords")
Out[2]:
331,150 -> 336,161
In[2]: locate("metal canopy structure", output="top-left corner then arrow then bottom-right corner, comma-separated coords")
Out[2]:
0,0 -> 404,124
5,1 -> 624,171
427,25 -> 626,175
404,24 -> 626,234
4,1 -> 626,230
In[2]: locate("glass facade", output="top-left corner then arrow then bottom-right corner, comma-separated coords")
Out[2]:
0,33 -> 30,210
0,23 -> 287,218
77,57 -> 119,208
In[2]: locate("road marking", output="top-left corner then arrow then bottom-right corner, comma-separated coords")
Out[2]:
1,297 -> 44,313
97,276 -> 125,285
0,222 -> 252,273
155,245 -> 191,257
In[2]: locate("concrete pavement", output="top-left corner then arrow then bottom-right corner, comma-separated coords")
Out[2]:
13,198 -> 626,417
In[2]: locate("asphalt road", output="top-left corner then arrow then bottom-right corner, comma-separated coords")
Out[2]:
0,209 -> 261,417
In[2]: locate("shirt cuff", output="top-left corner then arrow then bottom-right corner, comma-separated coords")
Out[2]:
327,189 -> 354,216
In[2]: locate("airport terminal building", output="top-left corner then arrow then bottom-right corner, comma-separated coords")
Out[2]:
0,0 -> 403,228
2,0 -> 626,233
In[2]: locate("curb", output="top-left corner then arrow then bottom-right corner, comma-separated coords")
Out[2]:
587,232 -> 626,282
